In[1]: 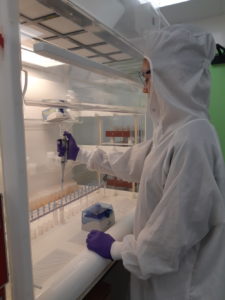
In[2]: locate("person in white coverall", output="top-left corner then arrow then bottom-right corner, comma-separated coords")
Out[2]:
59,24 -> 225,300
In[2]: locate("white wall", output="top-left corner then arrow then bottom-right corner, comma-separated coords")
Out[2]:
191,14 -> 225,46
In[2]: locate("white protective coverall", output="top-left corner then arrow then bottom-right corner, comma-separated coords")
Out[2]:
77,24 -> 225,300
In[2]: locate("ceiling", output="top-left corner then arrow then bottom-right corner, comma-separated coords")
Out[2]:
19,0 -> 135,68
161,0 -> 225,24
19,0 -> 225,77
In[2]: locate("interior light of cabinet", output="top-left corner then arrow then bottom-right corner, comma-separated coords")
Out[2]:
33,42 -> 140,84
21,48 -> 64,68
139,0 -> 190,7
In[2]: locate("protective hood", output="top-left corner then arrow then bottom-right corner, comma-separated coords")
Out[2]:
144,24 -> 216,145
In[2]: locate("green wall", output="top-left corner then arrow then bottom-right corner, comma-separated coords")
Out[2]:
209,65 -> 225,160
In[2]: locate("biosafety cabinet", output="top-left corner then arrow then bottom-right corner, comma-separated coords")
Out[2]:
0,1 -> 167,299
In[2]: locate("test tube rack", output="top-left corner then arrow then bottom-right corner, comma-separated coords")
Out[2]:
29,184 -> 102,222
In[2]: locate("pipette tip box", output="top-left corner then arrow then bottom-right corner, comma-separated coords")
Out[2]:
81,202 -> 115,232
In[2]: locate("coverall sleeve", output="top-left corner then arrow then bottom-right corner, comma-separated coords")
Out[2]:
77,140 -> 152,183
111,139 -> 222,279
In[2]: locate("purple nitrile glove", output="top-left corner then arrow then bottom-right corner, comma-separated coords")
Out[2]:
63,131 -> 80,160
86,230 -> 115,260
57,131 -> 80,161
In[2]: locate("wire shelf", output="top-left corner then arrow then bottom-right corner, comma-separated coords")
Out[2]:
29,184 -> 102,222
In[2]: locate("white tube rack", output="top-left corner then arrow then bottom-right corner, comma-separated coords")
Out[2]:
29,184 -> 102,222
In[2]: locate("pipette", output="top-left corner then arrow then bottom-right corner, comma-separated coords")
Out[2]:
57,135 -> 69,224
57,135 -> 69,190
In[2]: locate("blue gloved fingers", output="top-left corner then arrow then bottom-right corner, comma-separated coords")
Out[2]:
62,131 -> 80,160
89,230 -> 100,235
86,231 -> 115,260
63,131 -> 72,139
86,241 -> 96,251
87,231 -> 113,242
86,236 -> 98,252
87,230 -> 99,239
86,231 -> 100,247
63,131 -> 70,135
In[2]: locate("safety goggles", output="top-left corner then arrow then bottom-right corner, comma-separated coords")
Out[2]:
138,69 -> 151,84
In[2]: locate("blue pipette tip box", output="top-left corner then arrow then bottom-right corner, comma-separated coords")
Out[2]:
82,202 -> 115,232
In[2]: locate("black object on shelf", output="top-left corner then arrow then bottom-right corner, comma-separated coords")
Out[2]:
212,44 -> 225,65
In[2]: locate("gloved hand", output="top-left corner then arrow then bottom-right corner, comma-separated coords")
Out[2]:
86,230 -> 115,260
57,131 -> 80,161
